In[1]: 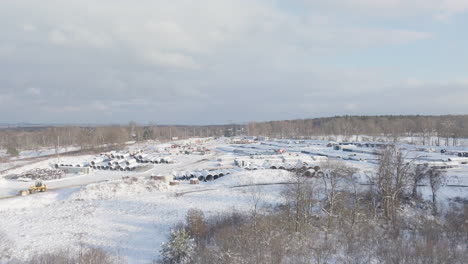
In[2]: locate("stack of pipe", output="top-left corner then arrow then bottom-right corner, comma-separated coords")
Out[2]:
448,157 -> 468,164
137,153 -> 148,160
125,159 -> 138,166
118,160 -> 127,168
91,156 -> 110,166
95,162 -> 109,170
122,153 -> 131,159
75,162 -> 90,168
150,157 -> 160,164
109,152 -> 117,159
195,171 -> 203,181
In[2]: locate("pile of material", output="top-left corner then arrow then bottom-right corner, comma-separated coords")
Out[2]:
71,177 -> 168,200
6,168 -> 65,181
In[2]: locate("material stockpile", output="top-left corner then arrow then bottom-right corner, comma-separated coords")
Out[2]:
6,168 -> 65,181
70,177 -> 168,200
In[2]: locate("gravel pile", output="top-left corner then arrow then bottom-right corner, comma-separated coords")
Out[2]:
6,168 -> 65,181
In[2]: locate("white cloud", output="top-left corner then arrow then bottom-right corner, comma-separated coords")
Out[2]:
344,103 -> 359,111
0,0 -> 465,124
45,101 -> 109,113
436,0 -> 468,21
403,78 -> 468,88
22,24 -> 36,32
0,44 -> 15,57
26,87 -> 41,96
144,51 -> 200,69
48,26 -> 112,48
7,0 -> 435,67
0,93 -> 15,104
301,0 -> 468,20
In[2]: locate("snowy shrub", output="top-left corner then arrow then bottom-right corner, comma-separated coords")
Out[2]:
6,145 -> 19,157
22,247 -> 115,264
78,247 -> 115,264
24,250 -> 72,264
160,229 -> 195,264
185,209 -> 208,244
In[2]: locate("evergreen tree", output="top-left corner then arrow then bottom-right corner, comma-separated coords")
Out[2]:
160,229 -> 195,264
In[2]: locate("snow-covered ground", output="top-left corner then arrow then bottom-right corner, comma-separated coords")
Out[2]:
0,137 -> 467,263
0,146 -> 81,160
0,169 -> 291,263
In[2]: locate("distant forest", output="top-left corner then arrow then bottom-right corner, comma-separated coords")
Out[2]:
1,115 -> 468,152
246,115 -> 468,145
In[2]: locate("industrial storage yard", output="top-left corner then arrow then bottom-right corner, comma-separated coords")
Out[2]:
0,137 -> 467,263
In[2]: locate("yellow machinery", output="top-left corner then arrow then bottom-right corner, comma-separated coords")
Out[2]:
18,181 -> 48,195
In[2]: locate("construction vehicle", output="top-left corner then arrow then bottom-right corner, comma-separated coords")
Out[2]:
18,181 -> 48,196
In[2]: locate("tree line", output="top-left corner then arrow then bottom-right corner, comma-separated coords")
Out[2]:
1,115 -> 468,153
0,123 -> 235,154
246,115 -> 468,145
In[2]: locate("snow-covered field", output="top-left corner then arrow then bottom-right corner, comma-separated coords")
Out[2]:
0,146 -> 81,160
0,170 -> 291,263
0,137 -> 467,263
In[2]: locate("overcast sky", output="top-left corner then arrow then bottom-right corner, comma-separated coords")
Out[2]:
1,0 -> 467,125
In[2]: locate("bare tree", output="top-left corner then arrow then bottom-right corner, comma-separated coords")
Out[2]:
281,171 -> 316,233
428,168 -> 444,215
411,164 -> 429,199
373,146 -> 412,225
185,209 -> 208,246
320,160 -> 358,233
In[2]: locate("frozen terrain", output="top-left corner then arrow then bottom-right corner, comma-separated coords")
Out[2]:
0,137 -> 467,263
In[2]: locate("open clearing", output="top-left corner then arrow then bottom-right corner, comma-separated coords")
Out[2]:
1,137 -> 467,263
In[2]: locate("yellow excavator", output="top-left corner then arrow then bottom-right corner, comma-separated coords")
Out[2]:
18,181 -> 48,196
